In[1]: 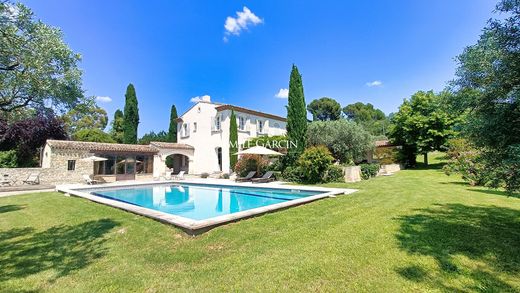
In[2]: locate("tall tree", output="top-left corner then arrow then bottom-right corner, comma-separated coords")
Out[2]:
73,129 -> 115,143
123,84 -> 139,144
138,131 -> 169,145
229,110 -> 238,171
285,64 -> 307,165
0,2 -> 83,113
343,102 -> 388,135
168,104 -> 178,142
110,109 -> 124,143
389,90 -> 457,166
307,97 -> 342,121
449,0 -> 520,193
0,113 -> 67,166
62,96 -> 108,136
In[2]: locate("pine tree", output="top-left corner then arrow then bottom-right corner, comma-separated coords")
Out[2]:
229,110 -> 238,171
168,104 -> 178,142
110,109 -> 124,143
123,84 -> 139,144
285,64 -> 307,165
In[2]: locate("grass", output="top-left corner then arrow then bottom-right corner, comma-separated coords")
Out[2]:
0,153 -> 519,292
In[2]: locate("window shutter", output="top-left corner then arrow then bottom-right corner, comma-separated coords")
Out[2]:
210,116 -> 215,131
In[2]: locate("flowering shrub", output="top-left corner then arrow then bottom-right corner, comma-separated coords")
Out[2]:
297,146 -> 334,184
234,154 -> 268,177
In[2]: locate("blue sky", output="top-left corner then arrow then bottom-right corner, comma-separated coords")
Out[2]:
22,0 -> 496,134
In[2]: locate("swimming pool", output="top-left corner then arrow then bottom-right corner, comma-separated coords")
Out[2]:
91,183 -> 321,221
58,181 -> 354,235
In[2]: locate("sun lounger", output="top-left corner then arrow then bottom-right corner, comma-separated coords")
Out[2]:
235,171 -> 256,182
251,171 -> 275,183
173,170 -> 185,180
83,174 -> 100,185
23,173 -> 40,185
0,175 -> 15,187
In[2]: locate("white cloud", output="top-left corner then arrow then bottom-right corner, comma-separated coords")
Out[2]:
275,88 -> 289,99
366,80 -> 383,87
95,96 -> 112,103
190,95 -> 211,103
223,7 -> 263,41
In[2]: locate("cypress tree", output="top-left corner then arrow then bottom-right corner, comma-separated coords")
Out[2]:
123,83 -> 139,144
285,64 -> 307,165
229,110 -> 238,171
110,109 -> 124,143
168,104 -> 178,142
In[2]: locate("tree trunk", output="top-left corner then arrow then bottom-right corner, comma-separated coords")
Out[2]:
423,153 -> 428,166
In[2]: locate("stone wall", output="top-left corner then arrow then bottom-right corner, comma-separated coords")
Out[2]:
378,164 -> 401,175
343,166 -> 361,182
0,149 -> 93,185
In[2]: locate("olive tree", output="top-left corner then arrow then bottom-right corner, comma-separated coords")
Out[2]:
306,120 -> 374,164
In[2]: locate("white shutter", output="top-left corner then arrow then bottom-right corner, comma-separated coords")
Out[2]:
210,116 -> 215,131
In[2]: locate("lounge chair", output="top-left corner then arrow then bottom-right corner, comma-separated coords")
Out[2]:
235,171 -> 256,182
22,173 -> 40,185
251,171 -> 275,183
83,174 -> 100,185
173,171 -> 185,180
0,174 -> 15,187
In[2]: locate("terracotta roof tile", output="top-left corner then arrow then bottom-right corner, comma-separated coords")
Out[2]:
149,141 -> 194,150
46,140 -> 192,153
215,105 -> 286,122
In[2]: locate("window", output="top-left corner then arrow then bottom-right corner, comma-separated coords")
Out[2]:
257,120 -> 264,134
181,123 -> 190,137
238,116 -> 246,131
67,160 -> 76,171
212,116 -> 221,131
193,122 -> 197,132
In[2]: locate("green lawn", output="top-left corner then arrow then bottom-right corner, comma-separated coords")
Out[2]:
1,156 -> 519,292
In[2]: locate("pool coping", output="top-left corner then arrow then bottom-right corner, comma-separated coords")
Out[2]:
56,180 -> 357,235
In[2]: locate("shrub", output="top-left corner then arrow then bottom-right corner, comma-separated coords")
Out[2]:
443,138 -> 487,186
220,173 -> 230,179
234,154 -> 268,177
324,165 -> 344,182
360,163 -> 379,180
200,172 -> 209,178
307,120 -> 374,164
373,147 -> 400,165
0,150 -> 17,168
297,146 -> 334,184
281,165 -> 304,182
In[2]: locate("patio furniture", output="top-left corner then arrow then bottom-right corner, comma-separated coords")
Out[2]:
0,174 -> 15,187
22,173 -> 40,185
235,171 -> 256,182
251,171 -> 275,183
83,174 -> 101,185
173,171 -> 185,180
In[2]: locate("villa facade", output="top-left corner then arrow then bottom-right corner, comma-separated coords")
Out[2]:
176,96 -> 287,174
11,98 -> 287,184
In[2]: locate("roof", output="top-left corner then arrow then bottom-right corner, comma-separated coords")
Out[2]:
375,140 -> 395,147
215,105 -> 286,122
46,140 -> 193,153
149,141 -> 194,150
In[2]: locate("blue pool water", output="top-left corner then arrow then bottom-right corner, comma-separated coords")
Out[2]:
91,184 -> 322,221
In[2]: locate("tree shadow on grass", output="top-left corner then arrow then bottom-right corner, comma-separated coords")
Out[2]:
395,204 -> 520,292
468,188 -> 520,199
0,204 -> 25,214
0,219 -> 119,284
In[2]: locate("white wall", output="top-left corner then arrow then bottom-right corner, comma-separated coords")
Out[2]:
178,102 -> 286,174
